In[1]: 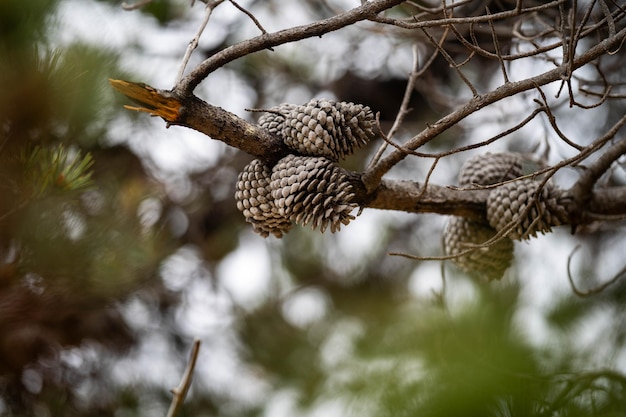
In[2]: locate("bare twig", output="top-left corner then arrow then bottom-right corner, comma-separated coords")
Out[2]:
378,105 -> 545,160
421,26 -> 478,96
534,86 -> 585,151
228,0 -> 270,35
418,156 -> 441,199
176,1 -> 225,84
175,0 -> 405,94
450,17 -> 562,62
374,0 -> 567,29
367,42 -> 429,169
121,0 -> 153,11
486,6 -> 510,84
361,25 -> 626,191
166,339 -> 202,417
567,245 -> 626,297
390,247 -> 479,262
405,0 -> 473,15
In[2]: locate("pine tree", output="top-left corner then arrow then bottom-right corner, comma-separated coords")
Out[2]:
0,1 -> 169,414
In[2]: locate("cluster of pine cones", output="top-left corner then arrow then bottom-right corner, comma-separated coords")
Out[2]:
235,100 -> 569,281
443,153 -> 568,281
235,99 -> 377,237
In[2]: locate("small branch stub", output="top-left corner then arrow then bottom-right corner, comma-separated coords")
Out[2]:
166,339 -> 201,417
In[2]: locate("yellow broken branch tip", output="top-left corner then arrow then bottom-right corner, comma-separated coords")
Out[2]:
108,78 -> 182,122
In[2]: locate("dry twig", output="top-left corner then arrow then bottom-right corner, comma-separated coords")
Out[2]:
176,1 -> 226,84
166,339 -> 202,417
567,245 -> 626,297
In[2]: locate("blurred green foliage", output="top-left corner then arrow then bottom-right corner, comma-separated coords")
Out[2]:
0,0 -> 173,414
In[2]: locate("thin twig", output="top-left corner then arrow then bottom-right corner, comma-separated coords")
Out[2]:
228,0 -> 270,36
176,1 -> 225,84
176,0 -> 405,93
421,27 -> 478,96
405,0 -> 473,15
417,156 -> 441,200
361,25 -> 626,191
376,106 -> 545,159
367,43 -> 426,170
166,339 -> 202,417
390,245 -> 485,262
486,6 -> 510,84
372,0 -> 567,30
534,86 -> 585,151
121,0 -> 153,11
567,245 -> 626,297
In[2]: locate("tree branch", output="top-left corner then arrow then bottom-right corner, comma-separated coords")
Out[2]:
351,176 -> 626,223
570,135 -> 626,209
109,74 -> 626,225
109,79 -> 291,165
567,245 -> 626,297
174,0 -> 405,94
355,177 -> 489,221
176,1 -> 225,84
361,25 -> 626,190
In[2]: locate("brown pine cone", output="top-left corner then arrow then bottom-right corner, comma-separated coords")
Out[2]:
270,154 -> 357,233
459,152 -> 524,187
443,152 -> 524,280
486,178 -> 567,240
235,159 -> 293,238
257,104 -> 297,136
281,99 -> 376,161
443,217 -> 514,281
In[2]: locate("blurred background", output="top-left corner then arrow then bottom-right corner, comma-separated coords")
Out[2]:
1,0 -> 626,415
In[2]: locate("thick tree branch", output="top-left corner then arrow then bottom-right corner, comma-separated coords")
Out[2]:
109,79 -> 291,165
109,76 -> 626,226
587,186 -> 626,217
570,135 -> 626,208
349,175 -> 626,224
353,177 -> 489,221
174,0 -> 405,94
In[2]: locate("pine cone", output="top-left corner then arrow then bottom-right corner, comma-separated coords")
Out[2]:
442,152 -> 523,280
443,217 -> 514,281
257,104 -> 297,136
270,154 -> 357,233
281,99 -> 376,161
235,159 -> 293,238
486,178 -> 567,240
459,152 -> 523,187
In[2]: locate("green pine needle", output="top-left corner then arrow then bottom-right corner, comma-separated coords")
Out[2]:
23,145 -> 95,196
